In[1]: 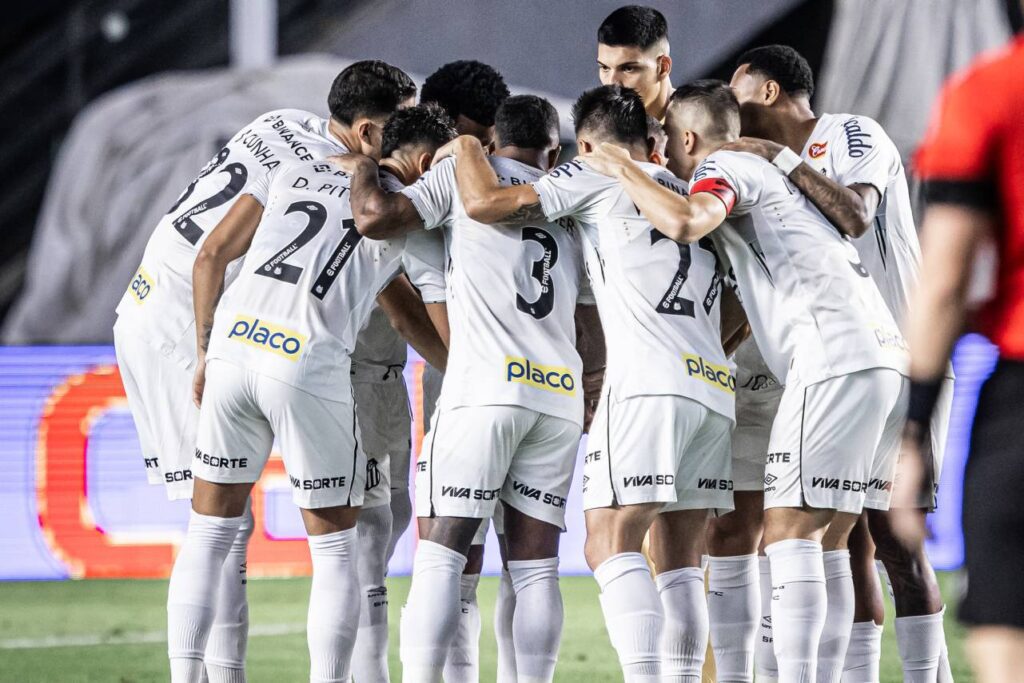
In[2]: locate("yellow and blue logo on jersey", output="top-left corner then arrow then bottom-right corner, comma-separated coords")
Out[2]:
128,267 -> 154,304
683,353 -> 736,393
228,315 -> 307,361
505,356 -> 576,396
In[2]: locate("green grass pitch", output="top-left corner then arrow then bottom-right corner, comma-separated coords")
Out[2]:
0,573 -> 972,681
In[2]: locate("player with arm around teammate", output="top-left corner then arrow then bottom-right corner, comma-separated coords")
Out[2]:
168,101 -> 459,683
581,80 -> 910,683
433,85 -> 737,682
113,60 -> 414,683
727,44 -> 953,683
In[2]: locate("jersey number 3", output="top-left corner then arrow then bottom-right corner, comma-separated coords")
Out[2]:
516,227 -> 559,320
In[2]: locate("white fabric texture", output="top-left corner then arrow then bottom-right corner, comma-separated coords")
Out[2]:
508,557 -> 563,683
307,528 -> 361,683
594,552 -> 663,682
707,554 -> 760,682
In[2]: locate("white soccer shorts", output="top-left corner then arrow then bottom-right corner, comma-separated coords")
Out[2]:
194,359 -> 365,509
113,323 -> 198,500
352,364 -> 411,510
415,404 -> 581,530
731,388 -> 784,492
583,391 -> 734,513
764,367 -> 909,514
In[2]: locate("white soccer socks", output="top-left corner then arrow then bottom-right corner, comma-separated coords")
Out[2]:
818,550 -> 855,683
443,572 -> 482,683
708,554 -> 760,682
765,539 -> 827,683
508,557 -> 563,683
895,609 -> 946,682
755,556 -> 779,682
205,503 -> 254,683
495,568 -> 518,683
400,540 -> 467,683
593,552 -> 663,682
307,527 -> 361,683
352,505 -> 393,683
841,621 -> 882,682
656,566 -> 709,683
168,510 -> 246,682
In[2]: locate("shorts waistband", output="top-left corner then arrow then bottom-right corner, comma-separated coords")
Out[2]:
350,361 -> 406,383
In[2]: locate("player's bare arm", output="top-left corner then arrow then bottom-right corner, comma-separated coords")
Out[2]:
191,194 -> 264,406
721,137 -> 879,238
719,286 -> 749,355
446,134 -> 545,224
377,274 -> 449,372
423,302 -> 450,349
330,153 -> 424,239
583,142 -> 727,243
574,303 -> 605,433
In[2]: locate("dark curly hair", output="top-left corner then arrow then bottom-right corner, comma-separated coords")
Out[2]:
381,102 -> 457,159
597,5 -> 668,50
736,45 -> 815,99
495,95 -> 560,150
571,84 -> 648,146
420,60 -> 510,127
328,60 -> 417,125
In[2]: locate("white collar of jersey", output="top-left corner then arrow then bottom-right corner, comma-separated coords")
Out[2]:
321,117 -> 348,153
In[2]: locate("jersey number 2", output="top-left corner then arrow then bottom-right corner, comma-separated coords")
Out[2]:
651,229 -> 722,317
168,148 -> 248,246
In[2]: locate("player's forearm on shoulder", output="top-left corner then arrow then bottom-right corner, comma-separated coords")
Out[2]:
616,163 -> 708,242
908,205 -> 989,380
452,139 -> 533,223
350,167 -> 421,239
789,164 -> 873,237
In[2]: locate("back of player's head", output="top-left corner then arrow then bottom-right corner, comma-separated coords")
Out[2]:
572,85 -> 648,146
420,60 -> 510,127
495,95 -> 560,150
598,5 -> 668,51
647,115 -> 667,149
669,79 -> 741,141
381,102 -> 457,159
328,60 -> 417,125
735,45 -> 815,99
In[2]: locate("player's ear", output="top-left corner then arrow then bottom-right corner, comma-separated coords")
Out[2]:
416,151 -> 432,176
656,53 -> 672,81
764,80 -> 781,106
547,145 -> 562,170
683,130 -> 697,155
577,138 -> 593,154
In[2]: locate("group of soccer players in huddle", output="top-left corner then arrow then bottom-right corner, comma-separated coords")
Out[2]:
113,4 -> 956,683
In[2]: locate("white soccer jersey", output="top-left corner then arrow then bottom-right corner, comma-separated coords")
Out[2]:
533,159 -> 734,421
733,335 -> 781,396
115,109 -> 347,366
690,150 -> 908,386
403,228 -> 448,304
204,163 -> 406,402
401,156 -> 590,426
800,113 -> 921,331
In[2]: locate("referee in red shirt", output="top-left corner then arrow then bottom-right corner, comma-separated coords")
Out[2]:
898,32 -> 1024,683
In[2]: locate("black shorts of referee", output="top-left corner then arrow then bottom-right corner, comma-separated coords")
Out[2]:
961,359 -> 1024,628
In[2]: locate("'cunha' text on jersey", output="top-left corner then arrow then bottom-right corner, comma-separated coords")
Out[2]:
115,109 -> 346,367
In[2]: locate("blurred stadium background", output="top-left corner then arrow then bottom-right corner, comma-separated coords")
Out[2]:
0,1 -> 1019,680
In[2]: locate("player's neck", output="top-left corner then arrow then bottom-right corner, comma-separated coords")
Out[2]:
646,80 -> 674,122
379,157 -> 415,186
494,146 -> 548,172
328,117 -> 362,155
768,100 -> 818,154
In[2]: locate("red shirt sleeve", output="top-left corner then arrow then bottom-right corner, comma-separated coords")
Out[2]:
915,70 -> 999,183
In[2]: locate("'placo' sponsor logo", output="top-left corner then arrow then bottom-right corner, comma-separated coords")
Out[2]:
128,267 -> 154,304
227,315 -> 307,361
505,356 -> 576,396
683,353 -> 736,393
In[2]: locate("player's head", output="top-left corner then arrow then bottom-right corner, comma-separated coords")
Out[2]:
380,103 -> 458,182
328,60 -> 417,160
663,79 -> 740,180
494,95 -> 562,171
420,60 -> 510,150
597,6 -> 672,112
730,45 -> 814,136
571,85 -> 649,159
647,115 -> 668,166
